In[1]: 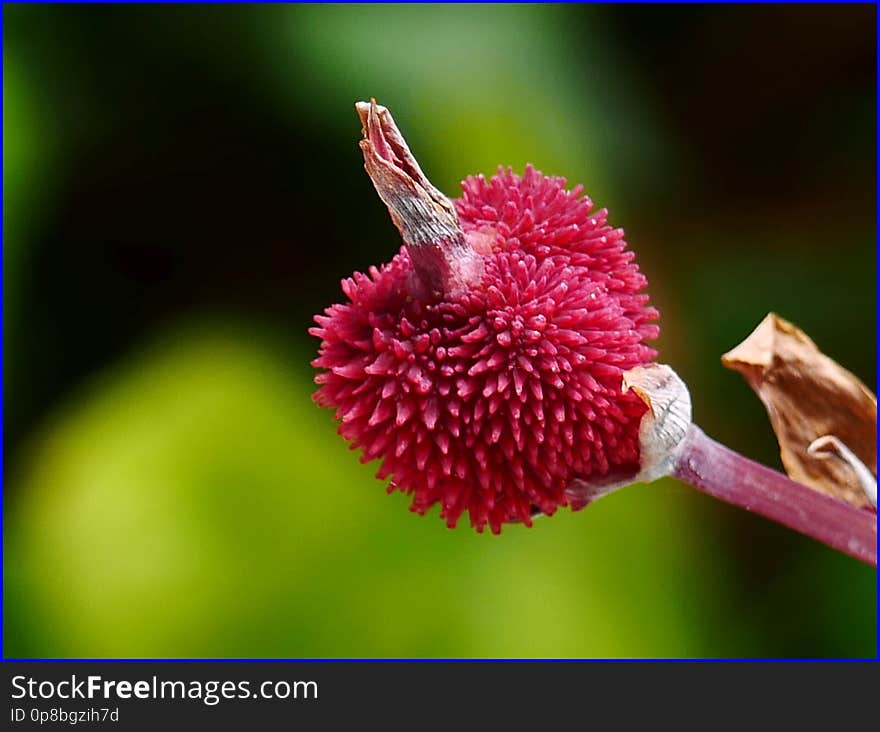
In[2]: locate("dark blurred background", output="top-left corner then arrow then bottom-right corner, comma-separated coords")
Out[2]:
4,4 -> 876,658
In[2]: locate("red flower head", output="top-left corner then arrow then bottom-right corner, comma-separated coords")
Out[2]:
311,101 -> 659,533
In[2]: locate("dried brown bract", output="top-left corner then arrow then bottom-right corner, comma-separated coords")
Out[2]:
722,313 -> 876,510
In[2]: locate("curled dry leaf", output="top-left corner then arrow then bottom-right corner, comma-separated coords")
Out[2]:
808,436 -> 877,508
721,313 -> 876,510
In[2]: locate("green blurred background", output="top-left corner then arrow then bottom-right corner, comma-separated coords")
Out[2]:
3,4 -> 876,658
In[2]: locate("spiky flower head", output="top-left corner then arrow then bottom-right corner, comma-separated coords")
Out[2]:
311,101 -> 659,533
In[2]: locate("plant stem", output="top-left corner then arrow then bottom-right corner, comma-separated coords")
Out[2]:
673,425 -> 877,566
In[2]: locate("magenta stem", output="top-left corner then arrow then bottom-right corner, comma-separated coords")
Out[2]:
673,425 -> 877,566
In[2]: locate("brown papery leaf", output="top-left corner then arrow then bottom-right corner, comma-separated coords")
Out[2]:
722,313 -> 876,510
